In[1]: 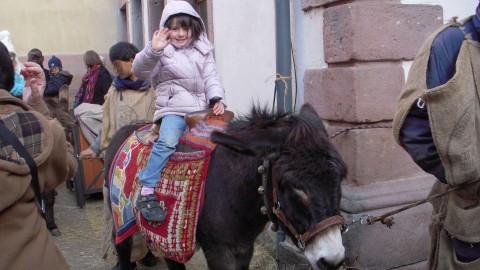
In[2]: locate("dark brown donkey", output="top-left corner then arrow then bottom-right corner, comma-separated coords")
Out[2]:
43,84 -> 75,236
106,103 -> 348,270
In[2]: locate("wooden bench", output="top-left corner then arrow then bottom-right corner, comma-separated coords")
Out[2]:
70,109 -> 104,208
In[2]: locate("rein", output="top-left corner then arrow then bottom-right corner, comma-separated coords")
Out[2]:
346,178 -> 480,230
329,124 -> 392,139
327,124 -> 480,230
257,160 -> 346,250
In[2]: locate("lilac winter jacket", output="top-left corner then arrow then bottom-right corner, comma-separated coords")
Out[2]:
132,1 -> 226,122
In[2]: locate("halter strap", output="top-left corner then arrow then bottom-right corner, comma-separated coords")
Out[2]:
264,159 -> 345,250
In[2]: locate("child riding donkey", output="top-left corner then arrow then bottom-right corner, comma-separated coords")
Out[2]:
132,0 -> 226,222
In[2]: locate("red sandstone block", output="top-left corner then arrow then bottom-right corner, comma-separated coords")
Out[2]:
323,3 -> 443,63
327,125 -> 425,187
304,65 -> 404,122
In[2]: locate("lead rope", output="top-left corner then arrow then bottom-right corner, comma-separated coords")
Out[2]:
344,179 -> 480,231
327,124 -> 480,230
329,124 -> 392,139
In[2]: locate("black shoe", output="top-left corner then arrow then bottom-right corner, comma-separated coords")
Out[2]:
140,251 -> 157,267
136,193 -> 166,222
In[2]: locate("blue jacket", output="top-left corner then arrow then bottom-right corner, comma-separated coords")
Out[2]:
400,15 -> 480,183
10,71 -> 25,97
44,70 -> 73,98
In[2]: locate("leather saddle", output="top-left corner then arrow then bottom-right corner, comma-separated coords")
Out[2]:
184,109 -> 234,129
139,109 -> 234,144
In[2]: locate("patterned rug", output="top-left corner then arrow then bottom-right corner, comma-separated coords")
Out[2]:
109,115 -> 228,263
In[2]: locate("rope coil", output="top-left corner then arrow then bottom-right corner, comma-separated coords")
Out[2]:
265,74 -> 293,113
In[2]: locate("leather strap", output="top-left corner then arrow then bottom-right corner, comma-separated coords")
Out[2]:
0,123 -> 44,213
299,215 -> 345,244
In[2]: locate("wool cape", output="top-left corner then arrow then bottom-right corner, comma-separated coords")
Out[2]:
100,83 -> 156,151
393,17 -> 480,269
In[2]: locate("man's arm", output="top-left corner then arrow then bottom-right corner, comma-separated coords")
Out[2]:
399,26 -> 465,183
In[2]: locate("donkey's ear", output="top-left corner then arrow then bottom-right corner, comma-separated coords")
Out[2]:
211,130 -> 284,159
299,103 -> 327,134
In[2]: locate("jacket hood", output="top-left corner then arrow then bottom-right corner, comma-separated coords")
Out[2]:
159,1 -> 213,55
159,1 -> 205,30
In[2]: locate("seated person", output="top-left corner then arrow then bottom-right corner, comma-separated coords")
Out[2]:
27,48 -> 50,83
44,55 -> 73,98
73,50 -> 112,108
78,42 -> 157,269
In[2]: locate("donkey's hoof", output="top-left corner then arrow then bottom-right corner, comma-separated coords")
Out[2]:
49,228 -> 61,237
66,179 -> 74,192
112,261 -> 137,270
140,251 -> 157,266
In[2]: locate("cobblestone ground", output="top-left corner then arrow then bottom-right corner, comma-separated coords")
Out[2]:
52,184 -> 276,270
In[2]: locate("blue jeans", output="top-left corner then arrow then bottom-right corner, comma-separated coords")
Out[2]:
138,115 -> 187,188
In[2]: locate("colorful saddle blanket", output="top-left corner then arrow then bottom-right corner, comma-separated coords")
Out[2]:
109,114 -> 228,263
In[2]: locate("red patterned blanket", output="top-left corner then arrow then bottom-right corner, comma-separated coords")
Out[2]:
109,115 -> 228,263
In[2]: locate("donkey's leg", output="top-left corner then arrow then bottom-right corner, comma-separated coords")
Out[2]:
234,244 -> 254,270
202,243 -> 255,270
164,258 -> 186,270
43,189 -> 60,236
113,236 -> 133,270
199,245 -> 234,270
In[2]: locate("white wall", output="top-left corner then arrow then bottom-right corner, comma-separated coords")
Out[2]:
213,1 -> 276,116
291,4 -> 326,110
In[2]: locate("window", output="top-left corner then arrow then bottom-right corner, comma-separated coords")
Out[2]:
195,0 -> 212,41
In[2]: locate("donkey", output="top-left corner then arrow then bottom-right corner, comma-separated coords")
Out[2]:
105,103 -> 347,270
43,84 -> 75,236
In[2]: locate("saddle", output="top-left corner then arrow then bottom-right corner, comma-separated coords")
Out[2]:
139,109 -> 234,144
185,109 -> 234,128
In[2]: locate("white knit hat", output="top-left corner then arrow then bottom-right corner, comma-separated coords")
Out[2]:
0,30 -> 23,70
0,30 -> 16,55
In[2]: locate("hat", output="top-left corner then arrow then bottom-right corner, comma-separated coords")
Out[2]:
48,55 -> 62,70
0,30 -> 23,71
0,30 -> 16,55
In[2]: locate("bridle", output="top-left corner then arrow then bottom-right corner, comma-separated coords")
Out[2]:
258,159 -> 346,250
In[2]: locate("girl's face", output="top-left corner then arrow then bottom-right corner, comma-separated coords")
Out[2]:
168,19 -> 192,47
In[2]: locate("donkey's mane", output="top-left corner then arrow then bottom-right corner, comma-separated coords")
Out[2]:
227,105 -> 329,148
228,105 -> 289,131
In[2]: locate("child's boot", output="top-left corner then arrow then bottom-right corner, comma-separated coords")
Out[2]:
136,186 -> 166,222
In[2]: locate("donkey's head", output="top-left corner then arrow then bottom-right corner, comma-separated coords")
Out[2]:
211,103 -> 347,269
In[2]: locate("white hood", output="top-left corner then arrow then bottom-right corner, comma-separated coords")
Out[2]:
159,0 -> 206,30
0,30 -> 23,71
158,0 -> 212,53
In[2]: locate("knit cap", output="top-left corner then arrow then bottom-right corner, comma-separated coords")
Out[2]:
0,30 -> 23,70
48,55 -> 63,70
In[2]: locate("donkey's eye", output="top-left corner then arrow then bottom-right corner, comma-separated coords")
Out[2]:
292,188 -> 309,205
